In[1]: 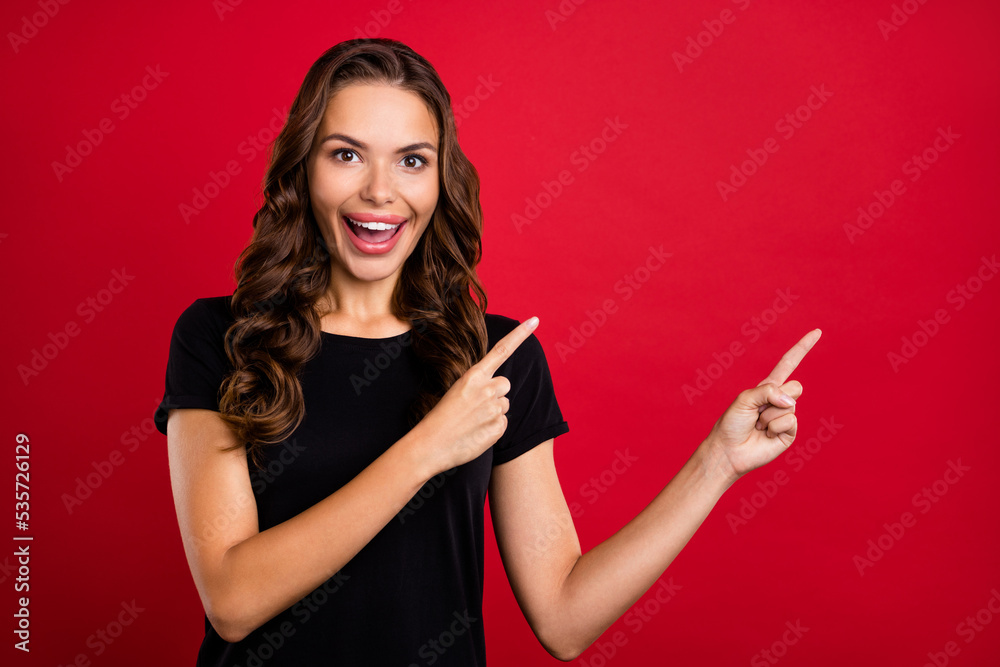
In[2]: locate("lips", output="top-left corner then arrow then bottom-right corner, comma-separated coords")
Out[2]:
341,215 -> 408,255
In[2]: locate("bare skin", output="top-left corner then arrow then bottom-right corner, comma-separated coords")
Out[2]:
165,82 -> 823,657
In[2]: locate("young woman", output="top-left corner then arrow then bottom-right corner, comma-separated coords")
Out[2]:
154,38 -> 820,666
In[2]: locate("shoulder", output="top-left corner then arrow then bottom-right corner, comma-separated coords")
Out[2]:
168,295 -> 237,356
484,312 -> 521,344
174,295 -> 235,333
483,312 -> 548,368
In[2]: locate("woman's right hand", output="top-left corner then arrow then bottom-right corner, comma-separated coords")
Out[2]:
412,316 -> 540,475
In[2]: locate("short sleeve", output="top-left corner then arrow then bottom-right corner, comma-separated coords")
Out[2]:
490,320 -> 570,465
153,297 -> 235,435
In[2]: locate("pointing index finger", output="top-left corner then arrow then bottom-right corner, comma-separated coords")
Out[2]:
757,328 -> 822,387
478,316 -> 539,376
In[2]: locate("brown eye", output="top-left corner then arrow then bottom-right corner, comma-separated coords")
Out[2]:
401,154 -> 427,169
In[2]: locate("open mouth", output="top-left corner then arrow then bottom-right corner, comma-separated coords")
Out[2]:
344,216 -> 405,245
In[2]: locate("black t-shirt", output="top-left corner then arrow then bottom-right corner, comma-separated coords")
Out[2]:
153,296 -> 569,666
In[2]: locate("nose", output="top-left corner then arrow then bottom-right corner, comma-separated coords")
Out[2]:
360,161 -> 395,205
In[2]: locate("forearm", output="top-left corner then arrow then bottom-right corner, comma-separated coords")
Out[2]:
552,440 -> 736,656
210,430 -> 434,641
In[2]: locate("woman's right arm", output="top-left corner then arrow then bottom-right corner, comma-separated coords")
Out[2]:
166,317 -> 538,643
166,408 -> 433,643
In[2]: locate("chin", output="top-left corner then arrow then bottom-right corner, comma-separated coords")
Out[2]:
338,255 -> 402,282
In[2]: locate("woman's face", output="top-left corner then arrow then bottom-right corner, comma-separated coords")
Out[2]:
307,83 -> 440,286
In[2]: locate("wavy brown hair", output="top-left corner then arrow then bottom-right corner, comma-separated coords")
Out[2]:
217,39 -> 489,469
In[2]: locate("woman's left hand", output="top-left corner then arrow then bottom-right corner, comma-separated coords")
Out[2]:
703,329 -> 822,482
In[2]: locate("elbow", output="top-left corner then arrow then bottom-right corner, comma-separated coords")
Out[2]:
207,606 -> 251,644
542,638 -> 587,662
547,645 -> 585,662
213,619 -> 251,645
209,611 -> 255,644
535,624 -> 590,662
204,592 -> 257,644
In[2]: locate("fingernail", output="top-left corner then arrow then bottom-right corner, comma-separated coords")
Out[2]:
779,393 -> 795,406
525,316 -> 539,329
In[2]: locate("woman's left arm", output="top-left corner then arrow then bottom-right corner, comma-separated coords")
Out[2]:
489,329 -> 821,661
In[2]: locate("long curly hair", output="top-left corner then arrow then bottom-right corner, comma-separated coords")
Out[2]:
217,39 -> 489,469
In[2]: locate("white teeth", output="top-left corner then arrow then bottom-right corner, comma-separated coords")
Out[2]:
348,218 -> 400,231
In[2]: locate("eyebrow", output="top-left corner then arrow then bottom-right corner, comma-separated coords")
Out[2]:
320,132 -> 437,154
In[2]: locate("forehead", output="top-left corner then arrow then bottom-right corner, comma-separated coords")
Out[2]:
318,83 -> 438,143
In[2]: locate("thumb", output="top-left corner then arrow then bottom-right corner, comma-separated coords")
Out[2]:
735,383 -> 796,413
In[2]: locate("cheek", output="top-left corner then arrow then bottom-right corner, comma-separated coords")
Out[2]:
408,180 -> 439,215
309,173 -> 349,217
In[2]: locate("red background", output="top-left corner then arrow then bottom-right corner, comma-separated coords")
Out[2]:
4,0 -> 999,665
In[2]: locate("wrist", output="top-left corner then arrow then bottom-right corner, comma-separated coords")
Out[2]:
396,423 -> 442,483
694,437 -> 741,491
